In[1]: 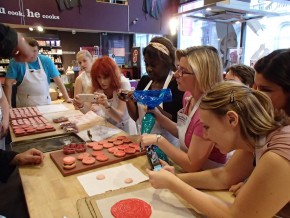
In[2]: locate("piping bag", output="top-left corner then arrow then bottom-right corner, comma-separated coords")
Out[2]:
133,89 -> 172,162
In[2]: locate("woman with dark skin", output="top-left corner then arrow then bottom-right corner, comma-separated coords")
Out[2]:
121,37 -> 184,145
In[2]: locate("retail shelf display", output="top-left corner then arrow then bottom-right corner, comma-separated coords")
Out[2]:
37,40 -> 64,73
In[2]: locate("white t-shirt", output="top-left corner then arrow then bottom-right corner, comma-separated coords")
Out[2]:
95,75 -> 137,134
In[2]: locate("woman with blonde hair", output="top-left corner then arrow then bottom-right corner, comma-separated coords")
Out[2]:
145,81 -> 290,217
141,46 -> 227,172
74,50 -> 94,97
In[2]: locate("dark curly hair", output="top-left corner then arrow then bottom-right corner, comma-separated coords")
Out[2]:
143,36 -> 176,72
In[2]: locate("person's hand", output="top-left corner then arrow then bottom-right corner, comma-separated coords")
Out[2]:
117,89 -> 134,102
95,93 -> 109,108
64,97 -> 73,103
73,95 -> 84,109
140,134 -> 164,148
12,148 -> 44,166
229,182 -> 245,196
147,107 -> 163,120
13,34 -> 34,62
159,159 -> 175,174
0,119 -> 9,138
146,167 -> 176,189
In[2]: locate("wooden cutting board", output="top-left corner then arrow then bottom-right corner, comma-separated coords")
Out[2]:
50,136 -> 145,177
82,183 -> 202,218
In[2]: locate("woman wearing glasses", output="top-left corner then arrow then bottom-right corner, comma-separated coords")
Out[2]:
141,46 -> 227,172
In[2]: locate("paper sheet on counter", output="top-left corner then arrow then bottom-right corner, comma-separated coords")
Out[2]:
77,164 -> 148,196
37,104 -> 71,114
96,187 -> 198,218
77,125 -> 122,142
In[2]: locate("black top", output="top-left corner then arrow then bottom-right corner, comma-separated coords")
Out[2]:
136,75 -> 184,122
0,23 -> 18,59
0,23 -> 18,182
0,150 -> 17,183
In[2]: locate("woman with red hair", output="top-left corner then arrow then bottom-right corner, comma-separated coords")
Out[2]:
74,56 -> 137,134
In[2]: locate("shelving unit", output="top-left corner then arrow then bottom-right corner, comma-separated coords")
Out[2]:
37,40 -> 65,73
0,59 -> 9,76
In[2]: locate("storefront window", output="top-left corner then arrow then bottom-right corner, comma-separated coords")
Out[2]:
178,1 -> 290,68
178,16 -> 242,69
244,15 -> 290,66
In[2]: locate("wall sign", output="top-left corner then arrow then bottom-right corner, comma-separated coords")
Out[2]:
0,7 -> 60,20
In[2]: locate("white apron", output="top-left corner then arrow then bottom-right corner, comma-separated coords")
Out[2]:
177,96 -> 224,170
137,71 -> 179,146
16,57 -> 51,107
177,97 -> 201,152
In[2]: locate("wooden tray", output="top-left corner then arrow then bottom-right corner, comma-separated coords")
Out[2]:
10,132 -> 85,153
50,137 -> 146,177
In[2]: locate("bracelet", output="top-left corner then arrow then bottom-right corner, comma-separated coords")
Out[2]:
156,134 -> 162,145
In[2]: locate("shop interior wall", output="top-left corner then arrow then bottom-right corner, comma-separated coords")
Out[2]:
17,28 -> 134,71
1,0 -> 177,35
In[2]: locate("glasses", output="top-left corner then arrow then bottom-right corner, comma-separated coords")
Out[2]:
175,66 -> 195,77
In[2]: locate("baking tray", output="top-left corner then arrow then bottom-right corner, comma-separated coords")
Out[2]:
10,132 -> 85,153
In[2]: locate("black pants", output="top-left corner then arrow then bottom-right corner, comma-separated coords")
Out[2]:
0,169 -> 29,218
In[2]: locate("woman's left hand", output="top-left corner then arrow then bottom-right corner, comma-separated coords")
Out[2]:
95,93 -> 110,108
146,168 -> 176,189
139,134 -> 159,148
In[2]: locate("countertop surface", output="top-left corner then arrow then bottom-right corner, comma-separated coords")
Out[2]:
15,103 -> 235,218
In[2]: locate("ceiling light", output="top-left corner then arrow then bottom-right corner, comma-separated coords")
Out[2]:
37,26 -> 44,32
28,27 -> 34,31
169,17 -> 178,35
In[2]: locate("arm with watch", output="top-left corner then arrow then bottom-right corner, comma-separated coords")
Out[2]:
95,92 -> 127,123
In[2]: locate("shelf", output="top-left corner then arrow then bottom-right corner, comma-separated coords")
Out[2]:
0,62 -> 9,65
40,53 -> 62,55
39,46 -> 62,48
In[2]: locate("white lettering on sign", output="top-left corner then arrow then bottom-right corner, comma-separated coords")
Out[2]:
0,7 -> 5,14
0,7 -> 60,20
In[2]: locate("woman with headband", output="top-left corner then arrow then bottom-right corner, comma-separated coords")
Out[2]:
121,37 -> 184,145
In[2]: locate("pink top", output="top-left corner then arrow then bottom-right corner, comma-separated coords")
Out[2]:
262,125 -> 290,161
183,93 -> 227,164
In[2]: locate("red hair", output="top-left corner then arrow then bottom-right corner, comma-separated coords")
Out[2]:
90,56 -> 121,91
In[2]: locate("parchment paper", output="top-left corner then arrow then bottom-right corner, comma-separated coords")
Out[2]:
37,104 -> 71,114
77,164 -> 148,196
96,187 -> 199,218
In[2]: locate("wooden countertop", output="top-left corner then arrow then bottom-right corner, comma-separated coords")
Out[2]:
15,103 -> 235,218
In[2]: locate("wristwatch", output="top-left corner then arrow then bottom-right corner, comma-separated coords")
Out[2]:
156,134 -> 162,144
